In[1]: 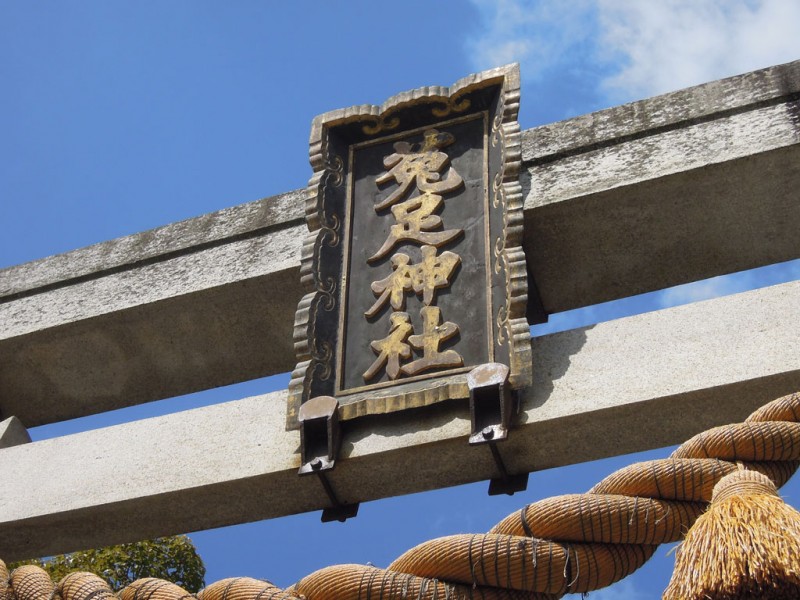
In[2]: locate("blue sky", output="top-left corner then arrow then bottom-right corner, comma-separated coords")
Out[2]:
2,2 -> 800,598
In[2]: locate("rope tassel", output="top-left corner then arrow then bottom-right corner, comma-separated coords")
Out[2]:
663,469 -> 800,599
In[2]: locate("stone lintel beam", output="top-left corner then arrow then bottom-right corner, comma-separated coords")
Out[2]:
1,281 -> 797,561
523,59 -> 800,311
1,60 -> 799,426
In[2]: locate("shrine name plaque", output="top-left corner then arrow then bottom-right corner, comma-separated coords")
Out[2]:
288,65 -> 531,428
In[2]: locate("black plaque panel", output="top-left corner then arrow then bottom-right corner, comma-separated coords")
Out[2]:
340,115 -> 491,393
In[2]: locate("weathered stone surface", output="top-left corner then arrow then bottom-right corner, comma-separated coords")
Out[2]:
1,281 -> 797,561
524,92 -> 800,312
0,417 -> 31,449
1,60 -> 799,426
522,58 -> 800,160
0,189 -> 305,299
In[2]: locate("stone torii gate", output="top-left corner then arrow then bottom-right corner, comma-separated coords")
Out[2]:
1,59 -> 799,563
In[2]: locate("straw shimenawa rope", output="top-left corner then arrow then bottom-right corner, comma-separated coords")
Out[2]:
3,392 -> 800,600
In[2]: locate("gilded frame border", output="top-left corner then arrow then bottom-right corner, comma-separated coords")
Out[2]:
287,64 -> 531,429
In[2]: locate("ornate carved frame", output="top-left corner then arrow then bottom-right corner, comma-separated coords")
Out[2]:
287,65 -> 531,429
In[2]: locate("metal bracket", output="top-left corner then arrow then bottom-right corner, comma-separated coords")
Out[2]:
468,363 -> 529,496
297,396 -> 359,522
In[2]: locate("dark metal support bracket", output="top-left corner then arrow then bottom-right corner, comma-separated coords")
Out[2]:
297,396 -> 359,522
468,363 -> 529,496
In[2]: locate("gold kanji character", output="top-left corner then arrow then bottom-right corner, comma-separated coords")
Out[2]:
374,129 -> 464,212
413,245 -> 461,305
363,312 -> 414,382
401,306 -> 463,377
368,193 -> 462,262
365,246 -> 461,318
364,254 -> 414,319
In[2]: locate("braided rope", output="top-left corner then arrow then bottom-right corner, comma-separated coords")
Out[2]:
57,573 -> 116,600
3,392 -> 799,600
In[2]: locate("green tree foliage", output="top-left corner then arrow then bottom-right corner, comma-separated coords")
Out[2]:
10,536 -> 205,593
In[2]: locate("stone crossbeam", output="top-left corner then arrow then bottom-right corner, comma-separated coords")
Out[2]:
2,60 -> 799,427
1,281 -> 798,561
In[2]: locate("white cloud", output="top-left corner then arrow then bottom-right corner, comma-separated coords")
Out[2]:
466,0 -> 595,77
467,0 -> 800,103
598,0 -> 800,100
